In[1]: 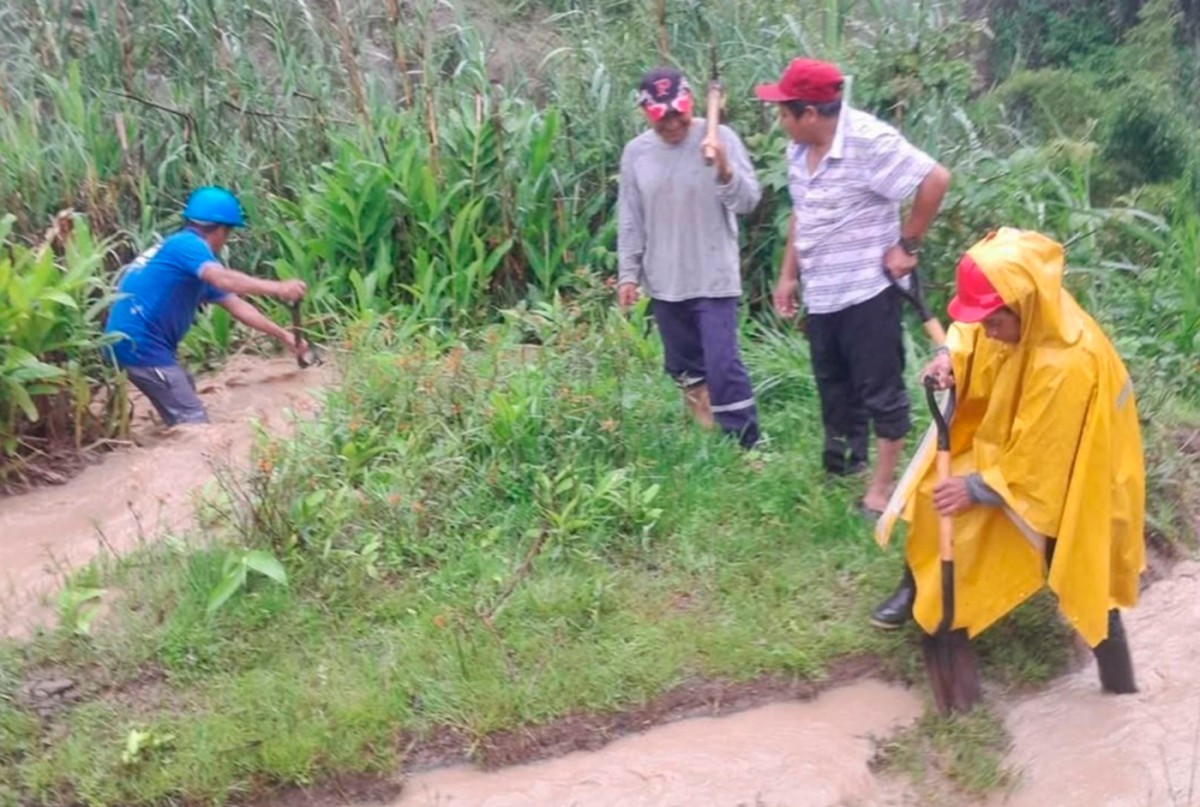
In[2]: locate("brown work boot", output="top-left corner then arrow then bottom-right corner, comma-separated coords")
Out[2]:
683,383 -> 716,429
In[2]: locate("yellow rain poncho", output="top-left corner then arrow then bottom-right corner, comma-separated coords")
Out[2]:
876,228 -> 1145,647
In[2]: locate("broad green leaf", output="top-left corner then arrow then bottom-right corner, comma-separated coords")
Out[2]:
243,550 -> 288,585
206,568 -> 247,615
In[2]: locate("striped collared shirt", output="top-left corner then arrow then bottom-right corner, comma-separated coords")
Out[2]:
787,106 -> 935,314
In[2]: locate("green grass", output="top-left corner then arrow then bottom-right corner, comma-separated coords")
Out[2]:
872,706 -> 1018,802
0,299 -> 1084,806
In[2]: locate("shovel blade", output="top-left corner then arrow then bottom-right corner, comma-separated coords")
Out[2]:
922,628 -> 983,714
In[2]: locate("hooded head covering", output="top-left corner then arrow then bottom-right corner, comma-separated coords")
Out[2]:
955,227 -> 1083,346
876,228 -> 1145,647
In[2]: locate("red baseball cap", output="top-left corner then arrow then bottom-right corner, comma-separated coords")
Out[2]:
755,58 -> 845,104
947,254 -> 1006,322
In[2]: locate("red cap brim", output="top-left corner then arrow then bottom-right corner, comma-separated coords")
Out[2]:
947,296 -> 1004,323
754,83 -> 794,102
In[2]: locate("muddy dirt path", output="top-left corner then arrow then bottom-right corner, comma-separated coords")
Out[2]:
0,354 -> 330,637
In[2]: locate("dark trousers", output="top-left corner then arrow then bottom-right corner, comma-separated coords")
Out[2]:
124,364 -> 209,427
652,297 -> 759,448
806,288 -> 910,474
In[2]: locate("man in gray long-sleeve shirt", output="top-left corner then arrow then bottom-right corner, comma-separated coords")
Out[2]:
617,67 -> 762,448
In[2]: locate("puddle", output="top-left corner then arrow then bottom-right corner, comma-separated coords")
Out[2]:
389,679 -> 921,807
0,354 -> 330,637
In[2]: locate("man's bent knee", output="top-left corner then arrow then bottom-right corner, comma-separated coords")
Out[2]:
125,365 -> 209,427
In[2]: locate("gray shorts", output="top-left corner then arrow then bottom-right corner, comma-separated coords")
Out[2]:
124,365 -> 209,427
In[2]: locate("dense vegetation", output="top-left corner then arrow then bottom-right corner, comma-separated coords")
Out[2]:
2,0 -> 1198,470
1,0 -> 1199,804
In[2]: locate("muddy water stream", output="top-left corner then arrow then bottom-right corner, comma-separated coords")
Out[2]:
0,354 -> 330,636
387,561 -> 1200,807
390,680 -> 922,807
989,560 -> 1200,807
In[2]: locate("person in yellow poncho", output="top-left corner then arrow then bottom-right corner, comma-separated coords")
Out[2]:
873,227 -> 1145,694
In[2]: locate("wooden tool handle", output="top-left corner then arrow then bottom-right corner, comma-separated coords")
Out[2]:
703,81 -> 721,166
936,451 -> 953,561
289,303 -> 310,369
926,379 -> 955,563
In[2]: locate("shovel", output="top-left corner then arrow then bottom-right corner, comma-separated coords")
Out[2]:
922,377 -> 984,714
885,266 -> 946,347
887,266 -> 982,713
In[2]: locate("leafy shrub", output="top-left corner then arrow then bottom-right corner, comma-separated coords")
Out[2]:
974,69 -> 1104,142
1100,83 -> 1192,187
0,213 -> 124,471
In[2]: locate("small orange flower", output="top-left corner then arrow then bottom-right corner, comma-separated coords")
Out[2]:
600,419 -> 616,432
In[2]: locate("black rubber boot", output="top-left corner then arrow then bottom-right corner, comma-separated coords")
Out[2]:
1093,608 -> 1138,694
871,567 -> 916,630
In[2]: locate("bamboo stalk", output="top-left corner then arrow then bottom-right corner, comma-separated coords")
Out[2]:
114,0 -> 135,94
385,0 -> 414,108
0,63 -> 10,115
114,112 -> 129,152
425,86 -> 440,179
204,0 -> 240,105
330,0 -> 370,131
655,0 -> 670,63
422,9 -> 439,179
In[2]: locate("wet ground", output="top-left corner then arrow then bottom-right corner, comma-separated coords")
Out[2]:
3,355 -> 1198,807
0,353 -> 330,637
379,560 -> 1200,807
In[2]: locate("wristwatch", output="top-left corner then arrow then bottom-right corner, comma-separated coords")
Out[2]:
899,236 -> 922,256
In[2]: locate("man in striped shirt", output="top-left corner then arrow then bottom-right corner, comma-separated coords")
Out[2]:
757,58 -> 951,628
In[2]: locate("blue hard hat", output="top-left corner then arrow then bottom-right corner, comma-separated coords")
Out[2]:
182,186 -> 245,227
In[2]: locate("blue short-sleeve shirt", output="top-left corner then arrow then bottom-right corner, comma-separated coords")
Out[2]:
105,230 -> 229,367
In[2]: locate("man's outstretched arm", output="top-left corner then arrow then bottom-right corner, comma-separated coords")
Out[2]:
216,295 -> 307,359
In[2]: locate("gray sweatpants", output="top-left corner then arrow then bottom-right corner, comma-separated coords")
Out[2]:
124,365 -> 209,427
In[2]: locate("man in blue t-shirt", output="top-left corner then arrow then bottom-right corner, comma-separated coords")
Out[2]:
105,186 -> 308,426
